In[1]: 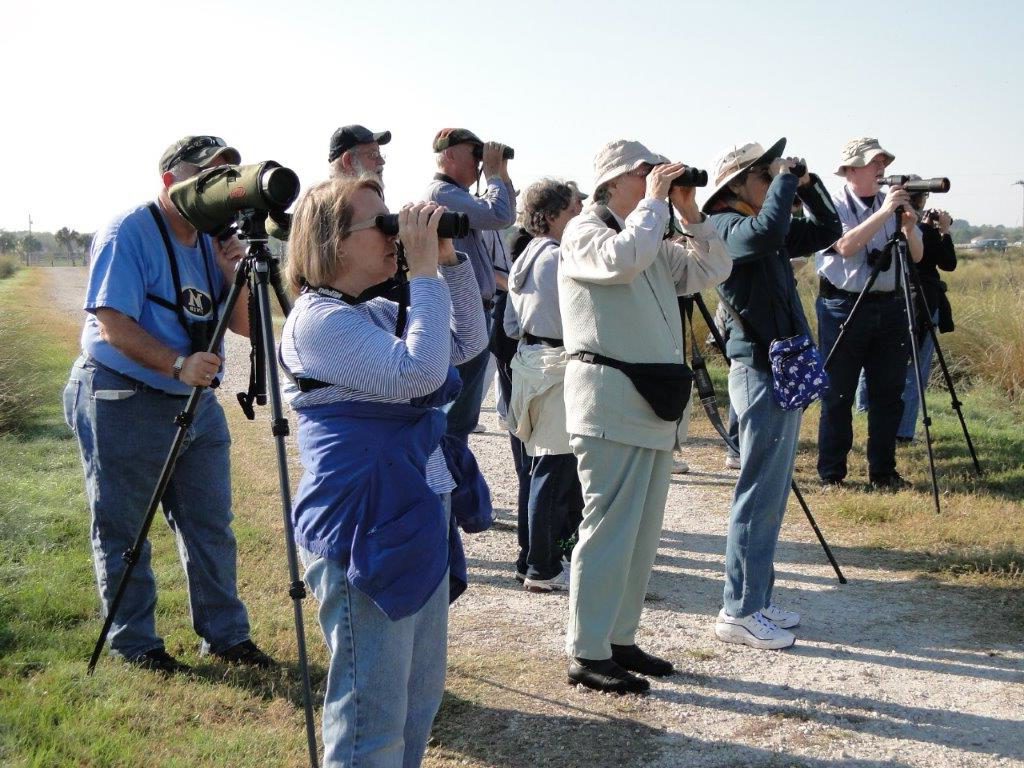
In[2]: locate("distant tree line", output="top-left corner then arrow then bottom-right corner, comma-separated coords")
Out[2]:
949,221 -> 1023,245
0,229 -> 93,266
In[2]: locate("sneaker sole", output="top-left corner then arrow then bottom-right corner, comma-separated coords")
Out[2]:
714,623 -> 795,650
524,582 -> 568,593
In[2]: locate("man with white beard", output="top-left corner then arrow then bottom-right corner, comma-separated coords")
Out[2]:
327,124 -> 390,182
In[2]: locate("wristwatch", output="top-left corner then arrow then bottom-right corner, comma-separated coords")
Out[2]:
172,355 -> 187,380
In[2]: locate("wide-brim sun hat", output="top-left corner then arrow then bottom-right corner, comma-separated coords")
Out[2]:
834,136 -> 895,176
701,137 -> 786,213
592,139 -> 669,193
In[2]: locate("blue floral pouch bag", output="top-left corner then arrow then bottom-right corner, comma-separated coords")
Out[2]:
768,334 -> 829,411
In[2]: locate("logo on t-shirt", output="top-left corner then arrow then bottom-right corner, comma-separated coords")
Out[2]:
180,287 -> 213,319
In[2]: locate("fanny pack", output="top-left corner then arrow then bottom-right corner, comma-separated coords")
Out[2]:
767,334 -> 829,411
572,351 -> 692,421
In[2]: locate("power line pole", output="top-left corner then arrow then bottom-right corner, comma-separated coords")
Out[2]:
1014,181 -> 1024,235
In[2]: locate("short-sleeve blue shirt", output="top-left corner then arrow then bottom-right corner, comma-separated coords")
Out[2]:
81,202 -> 226,395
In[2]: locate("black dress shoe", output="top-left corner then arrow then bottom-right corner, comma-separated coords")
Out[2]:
128,648 -> 191,676
213,640 -> 278,669
567,657 -> 650,694
611,644 -> 674,677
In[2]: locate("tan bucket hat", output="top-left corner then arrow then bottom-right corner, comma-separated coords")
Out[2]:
834,137 -> 895,176
701,138 -> 786,213
592,139 -> 669,193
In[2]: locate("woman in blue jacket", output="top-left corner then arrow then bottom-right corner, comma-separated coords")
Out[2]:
280,177 -> 488,767
703,139 -> 842,650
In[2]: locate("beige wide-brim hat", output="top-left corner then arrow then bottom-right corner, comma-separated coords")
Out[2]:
834,137 -> 895,176
592,139 -> 669,193
701,138 -> 786,213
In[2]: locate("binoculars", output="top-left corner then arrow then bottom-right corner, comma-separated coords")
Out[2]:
670,167 -> 709,188
472,144 -> 515,161
375,212 -> 471,239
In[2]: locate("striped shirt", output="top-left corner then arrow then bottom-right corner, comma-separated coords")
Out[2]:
281,257 -> 487,492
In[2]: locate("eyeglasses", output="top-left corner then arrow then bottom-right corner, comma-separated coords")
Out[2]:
344,216 -> 383,237
356,148 -> 386,164
165,136 -> 226,170
743,166 -> 772,184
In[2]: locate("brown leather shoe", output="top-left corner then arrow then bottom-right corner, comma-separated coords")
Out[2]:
568,658 -> 650,694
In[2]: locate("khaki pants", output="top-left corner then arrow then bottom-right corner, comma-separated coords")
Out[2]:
566,434 -> 673,660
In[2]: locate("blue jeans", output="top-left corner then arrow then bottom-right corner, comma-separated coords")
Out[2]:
816,295 -> 908,481
854,309 -> 938,439
446,314 -> 493,441
723,362 -> 801,618
301,495 -> 450,768
512,435 -> 533,576
525,453 -> 582,580
63,355 -> 250,658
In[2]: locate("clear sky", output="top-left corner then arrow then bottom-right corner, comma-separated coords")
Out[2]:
3,0 -> 1023,234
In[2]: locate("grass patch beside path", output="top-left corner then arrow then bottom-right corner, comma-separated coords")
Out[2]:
0,269 -> 314,767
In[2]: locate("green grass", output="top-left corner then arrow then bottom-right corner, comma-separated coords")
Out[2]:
0,270 -> 317,767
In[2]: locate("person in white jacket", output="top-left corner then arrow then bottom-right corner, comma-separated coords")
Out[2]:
559,139 -> 731,694
504,179 -> 583,594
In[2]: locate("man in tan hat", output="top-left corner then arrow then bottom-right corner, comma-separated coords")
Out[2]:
559,139 -> 730,694
816,137 -> 922,490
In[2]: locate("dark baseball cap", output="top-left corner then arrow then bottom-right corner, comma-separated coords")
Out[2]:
328,124 -> 392,162
433,128 -> 483,153
159,135 -> 240,174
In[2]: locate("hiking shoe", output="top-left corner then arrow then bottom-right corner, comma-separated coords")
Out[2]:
819,477 -> 846,491
128,648 -> 191,675
611,644 -> 674,677
724,454 -> 742,470
568,658 -> 649,695
214,640 -> 278,668
869,472 -> 911,492
760,603 -> 800,629
715,609 -> 795,650
671,459 -> 690,475
524,568 -> 570,593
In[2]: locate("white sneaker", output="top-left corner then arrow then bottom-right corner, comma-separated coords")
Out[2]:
524,569 -> 570,593
671,459 -> 690,474
497,415 -> 509,431
761,603 -> 800,629
471,422 -> 487,434
715,609 -> 795,650
724,454 -> 741,470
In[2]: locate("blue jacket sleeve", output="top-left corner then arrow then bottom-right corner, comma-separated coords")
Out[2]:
715,175 -> 798,264
430,179 -> 514,231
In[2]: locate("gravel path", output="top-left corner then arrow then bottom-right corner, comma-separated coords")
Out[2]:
48,267 -> 1023,768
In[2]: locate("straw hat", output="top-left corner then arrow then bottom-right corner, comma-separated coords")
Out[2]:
701,138 -> 786,213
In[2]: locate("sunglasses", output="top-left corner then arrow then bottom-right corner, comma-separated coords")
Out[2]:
165,136 -> 227,170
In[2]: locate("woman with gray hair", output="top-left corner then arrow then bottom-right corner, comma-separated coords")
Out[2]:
504,178 -> 584,593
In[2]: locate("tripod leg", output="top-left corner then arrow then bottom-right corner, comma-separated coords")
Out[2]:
251,257 -> 320,768
690,294 -> 845,582
898,246 -> 941,513
927,325 -> 983,476
88,259 -> 252,673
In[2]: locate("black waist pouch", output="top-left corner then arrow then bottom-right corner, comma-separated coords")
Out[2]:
572,351 -> 693,422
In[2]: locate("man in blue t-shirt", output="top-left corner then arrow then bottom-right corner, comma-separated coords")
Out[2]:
63,135 -> 275,674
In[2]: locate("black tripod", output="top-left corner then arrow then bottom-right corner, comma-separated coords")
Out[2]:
86,211 -> 320,768
822,210 -> 981,513
684,295 -> 847,584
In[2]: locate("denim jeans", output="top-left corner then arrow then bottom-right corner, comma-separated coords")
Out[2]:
63,355 -> 250,658
301,495 -> 450,768
512,435 -> 533,576
525,453 -> 582,580
854,308 -> 938,439
816,294 -> 908,481
722,362 -> 801,618
446,314 -> 493,441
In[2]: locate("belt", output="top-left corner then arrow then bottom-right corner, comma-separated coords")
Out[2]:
818,277 -> 896,302
85,355 -> 191,399
523,332 -> 564,348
